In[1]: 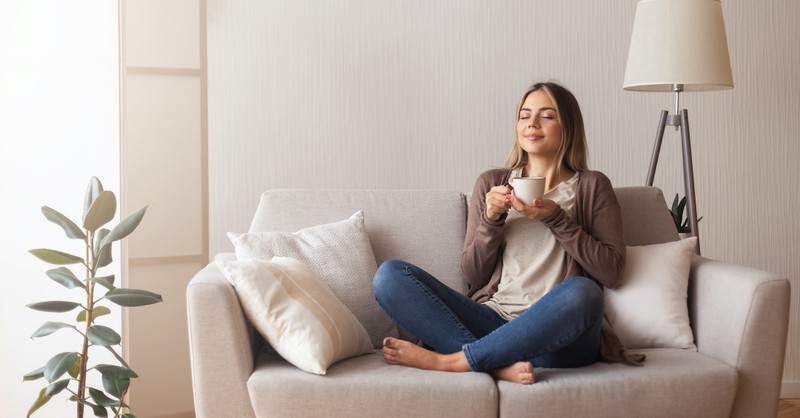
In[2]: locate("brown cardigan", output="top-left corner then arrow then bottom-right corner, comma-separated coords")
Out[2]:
461,168 -> 644,365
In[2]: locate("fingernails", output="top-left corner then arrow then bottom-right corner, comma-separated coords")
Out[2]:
504,182 -> 514,191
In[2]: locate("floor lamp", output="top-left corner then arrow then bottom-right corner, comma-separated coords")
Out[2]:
623,0 -> 734,254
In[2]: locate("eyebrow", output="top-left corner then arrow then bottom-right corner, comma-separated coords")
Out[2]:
520,107 -> 557,113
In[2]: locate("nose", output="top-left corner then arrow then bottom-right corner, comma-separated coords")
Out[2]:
529,115 -> 540,129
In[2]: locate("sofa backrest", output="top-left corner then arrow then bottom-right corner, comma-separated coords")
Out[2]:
614,186 -> 679,246
247,186 -> 677,293
249,189 -> 469,293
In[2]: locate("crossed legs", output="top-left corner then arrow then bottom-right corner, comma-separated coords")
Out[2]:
373,259 -> 603,384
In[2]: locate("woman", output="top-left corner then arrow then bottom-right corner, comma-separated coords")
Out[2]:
373,81 -> 635,385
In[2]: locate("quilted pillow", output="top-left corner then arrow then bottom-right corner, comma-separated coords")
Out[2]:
228,211 -> 396,347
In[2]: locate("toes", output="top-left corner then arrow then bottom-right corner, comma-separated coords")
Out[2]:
383,337 -> 397,348
522,362 -> 533,374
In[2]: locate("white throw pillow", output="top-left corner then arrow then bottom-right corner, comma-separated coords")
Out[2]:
217,257 -> 373,375
605,237 -> 698,350
228,211 -> 397,347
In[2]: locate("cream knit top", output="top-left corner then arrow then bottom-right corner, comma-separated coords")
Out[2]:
483,170 -> 578,320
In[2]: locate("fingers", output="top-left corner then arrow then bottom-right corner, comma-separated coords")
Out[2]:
509,196 -> 558,220
485,184 -> 514,221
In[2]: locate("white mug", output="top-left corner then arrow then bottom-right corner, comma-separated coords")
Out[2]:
511,176 -> 545,205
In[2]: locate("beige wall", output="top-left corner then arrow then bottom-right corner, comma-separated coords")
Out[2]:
206,0 -> 800,396
120,0 -> 205,417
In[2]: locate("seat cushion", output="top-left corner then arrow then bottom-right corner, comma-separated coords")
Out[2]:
497,349 -> 737,418
247,352 -> 497,418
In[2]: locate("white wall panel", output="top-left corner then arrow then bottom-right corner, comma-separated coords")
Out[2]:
208,0 -> 800,390
121,1 -> 206,416
125,74 -> 203,259
127,261 -> 201,418
125,0 -> 200,69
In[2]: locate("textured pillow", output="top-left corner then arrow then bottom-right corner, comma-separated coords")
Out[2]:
217,257 -> 373,375
228,211 -> 396,347
605,237 -> 698,350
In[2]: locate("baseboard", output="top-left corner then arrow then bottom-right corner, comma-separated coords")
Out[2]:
150,411 -> 195,418
782,381 -> 800,399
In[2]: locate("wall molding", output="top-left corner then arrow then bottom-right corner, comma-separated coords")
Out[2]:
129,255 -> 208,267
127,66 -> 202,77
782,381 -> 800,399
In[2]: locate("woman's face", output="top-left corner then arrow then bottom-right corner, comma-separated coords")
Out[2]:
516,90 -> 563,160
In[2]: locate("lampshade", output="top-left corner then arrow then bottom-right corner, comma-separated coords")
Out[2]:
623,0 -> 734,92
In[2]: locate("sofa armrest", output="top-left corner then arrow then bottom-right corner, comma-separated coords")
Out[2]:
187,261 -> 257,418
689,256 -> 790,418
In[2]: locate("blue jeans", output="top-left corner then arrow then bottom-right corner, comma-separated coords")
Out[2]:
373,259 -> 603,372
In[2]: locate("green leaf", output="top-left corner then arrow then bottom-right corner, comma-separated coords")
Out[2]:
41,206 -> 86,240
46,267 -> 84,289
89,403 -> 109,418
93,305 -> 112,319
27,301 -> 81,313
102,376 -> 130,399
89,387 -> 119,407
77,306 -> 112,323
29,249 -> 84,265
88,325 -> 121,346
100,206 -> 147,249
26,388 -> 52,418
45,379 -> 71,397
31,321 -> 76,338
103,346 -> 131,369
95,364 -> 138,379
84,177 -> 104,223
74,393 -> 110,417
92,275 -> 116,291
23,366 -> 45,382
68,355 -> 81,378
104,288 -> 162,307
44,352 -> 79,383
84,191 -> 116,232
121,414 -> 136,418
94,229 -> 112,269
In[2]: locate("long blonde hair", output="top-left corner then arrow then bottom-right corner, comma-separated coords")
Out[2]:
505,81 -> 589,173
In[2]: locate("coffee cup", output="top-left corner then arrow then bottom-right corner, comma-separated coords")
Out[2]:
511,176 -> 545,205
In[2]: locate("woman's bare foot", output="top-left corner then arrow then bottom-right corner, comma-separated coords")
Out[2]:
382,337 -> 470,372
490,361 -> 535,385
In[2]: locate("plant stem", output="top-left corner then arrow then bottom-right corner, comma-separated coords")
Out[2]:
77,230 -> 95,418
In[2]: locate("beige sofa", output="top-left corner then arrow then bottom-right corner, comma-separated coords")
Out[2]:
187,187 -> 790,418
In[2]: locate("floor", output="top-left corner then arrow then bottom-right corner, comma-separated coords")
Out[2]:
780,399 -> 800,418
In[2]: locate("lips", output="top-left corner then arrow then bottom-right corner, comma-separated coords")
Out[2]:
525,134 -> 543,141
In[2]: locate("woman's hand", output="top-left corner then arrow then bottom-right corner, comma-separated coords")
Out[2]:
507,194 -> 560,221
485,184 -> 513,221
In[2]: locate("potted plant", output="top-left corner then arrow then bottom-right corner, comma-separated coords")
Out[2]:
23,177 -> 162,418
670,193 -> 702,238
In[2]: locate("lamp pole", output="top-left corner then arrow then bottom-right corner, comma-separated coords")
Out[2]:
645,84 -> 701,254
